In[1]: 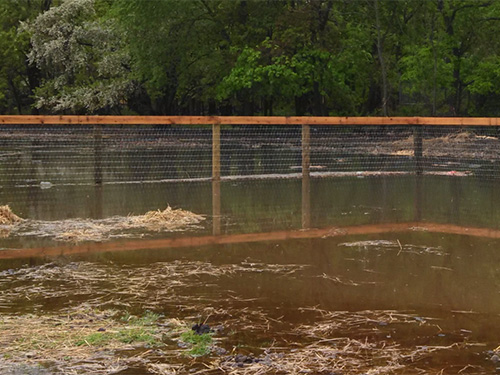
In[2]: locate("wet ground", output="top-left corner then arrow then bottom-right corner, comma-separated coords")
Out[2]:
0,126 -> 500,373
0,175 -> 499,374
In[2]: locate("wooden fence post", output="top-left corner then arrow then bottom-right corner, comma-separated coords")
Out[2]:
93,124 -> 103,185
302,124 -> 311,229
414,125 -> 423,175
212,123 -> 221,181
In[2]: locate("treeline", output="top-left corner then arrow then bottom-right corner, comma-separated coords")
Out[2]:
2,0 -> 500,116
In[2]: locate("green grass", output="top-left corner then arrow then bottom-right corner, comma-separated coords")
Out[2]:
75,332 -> 113,347
76,327 -> 161,347
116,327 -> 158,345
76,311 -> 163,347
180,330 -> 213,357
121,310 -> 162,326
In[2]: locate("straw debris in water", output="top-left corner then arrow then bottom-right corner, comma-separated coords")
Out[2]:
0,205 -> 23,225
0,308 -> 191,375
0,261 -> 488,374
8,206 -> 205,242
128,206 -> 205,231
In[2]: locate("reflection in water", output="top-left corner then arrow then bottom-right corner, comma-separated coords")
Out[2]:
414,175 -> 423,221
301,173 -> 310,229
2,175 -> 500,237
93,124 -> 103,185
93,185 -> 103,219
212,179 -> 221,235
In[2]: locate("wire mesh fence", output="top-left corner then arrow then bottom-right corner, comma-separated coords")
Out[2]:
1,119 -> 500,249
1,123 -> 499,186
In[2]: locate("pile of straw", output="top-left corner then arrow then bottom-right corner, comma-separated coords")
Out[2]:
5,206 -> 205,242
128,206 -> 205,232
0,205 -> 23,225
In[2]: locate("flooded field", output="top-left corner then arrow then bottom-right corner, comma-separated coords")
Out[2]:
0,125 -> 500,373
0,174 -> 500,374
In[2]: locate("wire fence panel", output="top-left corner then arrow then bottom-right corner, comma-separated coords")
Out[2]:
0,125 -> 214,186
1,124 -> 500,186
1,121 -> 500,250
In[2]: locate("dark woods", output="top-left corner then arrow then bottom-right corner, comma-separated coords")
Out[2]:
2,0 -> 500,116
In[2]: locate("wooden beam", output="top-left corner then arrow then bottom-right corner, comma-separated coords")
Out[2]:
1,221 -> 500,260
0,222 -> 419,260
1,115 -> 500,126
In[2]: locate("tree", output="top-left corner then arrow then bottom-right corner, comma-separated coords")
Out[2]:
112,0 -> 234,115
0,0 -> 55,114
217,0 -> 374,116
23,0 -> 134,114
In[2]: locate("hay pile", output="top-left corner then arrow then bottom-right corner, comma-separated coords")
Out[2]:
387,131 -> 500,159
0,205 -> 23,225
128,206 -> 205,232
5,206 -> 205,243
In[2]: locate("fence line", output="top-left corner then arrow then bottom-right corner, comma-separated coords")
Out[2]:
0,115 -> 497,187
1,115 -> 500,126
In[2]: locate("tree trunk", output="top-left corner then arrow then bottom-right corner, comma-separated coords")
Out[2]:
374,0 -> 388,116
430,16 -> 437,116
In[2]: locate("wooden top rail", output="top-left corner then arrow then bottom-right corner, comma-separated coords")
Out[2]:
1,115 -> 500,126
0,221 -> 499,260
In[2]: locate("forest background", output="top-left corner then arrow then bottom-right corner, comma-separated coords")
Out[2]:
2,0 -> 500,117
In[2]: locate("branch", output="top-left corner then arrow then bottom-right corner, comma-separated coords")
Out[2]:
451,1 -> 493,22
480,17 -> 500,22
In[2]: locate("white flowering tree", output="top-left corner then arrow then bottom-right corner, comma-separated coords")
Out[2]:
24,0 -> 134,114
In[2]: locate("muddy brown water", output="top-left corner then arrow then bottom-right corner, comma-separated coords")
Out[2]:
0,176 -> 500,374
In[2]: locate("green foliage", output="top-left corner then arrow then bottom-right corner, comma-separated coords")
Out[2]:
23,0 -> 134,113
468,57 -> 500,95
0,0 -> 49,114
115,327 -> 158,345
2,0 -> 500,116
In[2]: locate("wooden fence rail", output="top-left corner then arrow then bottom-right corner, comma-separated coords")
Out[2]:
1,115 -> 500,126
